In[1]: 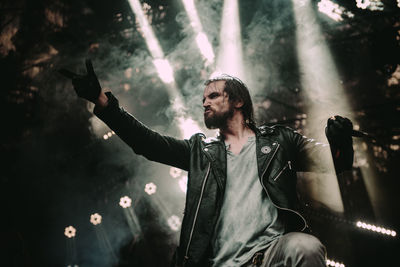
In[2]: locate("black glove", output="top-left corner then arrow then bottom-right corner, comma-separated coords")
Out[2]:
59,59 -> 102,103
325,115 -> 353,148
325,115 -> 354,172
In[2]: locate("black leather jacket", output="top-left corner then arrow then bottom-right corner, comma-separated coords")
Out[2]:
95,92 -> 351,267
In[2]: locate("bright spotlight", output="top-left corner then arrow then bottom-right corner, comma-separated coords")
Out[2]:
90,213 -> 102,225
169,167 -> 182,178
152,59 -> 174,84
195,32 -> 215,63
144,182 -> 157,195
216,0 -> 244,79
119,196 -> 132,208
317,0 -> 354,21
326,258 -> 345,267
182,0 -> 215,64
355,220 -> 397,237
355,0 -> 384,11
167,215 -> 181,231
177,116 -> 202,139
128,0 -> 204,140
128,0 -> 175,83
64,226 -> 76,238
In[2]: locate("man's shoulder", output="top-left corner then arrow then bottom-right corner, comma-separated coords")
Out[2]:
257,124 -> 296,135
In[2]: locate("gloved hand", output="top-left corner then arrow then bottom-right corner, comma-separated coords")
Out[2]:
325,115 -> 354,172
325,115 -> 353,148
59,59 -> 102,103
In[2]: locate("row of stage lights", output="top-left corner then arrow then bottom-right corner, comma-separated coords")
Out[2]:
318,0 -> 399,22
356,221 -> 397,236
64,167 -> 398,239
103,131 -> 115,140
326,259 -> 345,267
64,179 -> 181,239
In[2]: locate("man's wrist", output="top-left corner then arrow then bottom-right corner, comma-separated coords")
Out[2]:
94,91 -> 109,110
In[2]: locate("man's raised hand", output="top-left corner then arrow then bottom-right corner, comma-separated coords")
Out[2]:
59,59 -> 102,103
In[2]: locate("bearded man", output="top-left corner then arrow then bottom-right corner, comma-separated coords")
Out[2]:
60,60 -> 354,267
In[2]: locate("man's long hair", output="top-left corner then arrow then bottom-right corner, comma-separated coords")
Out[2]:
205,74 -> 256,129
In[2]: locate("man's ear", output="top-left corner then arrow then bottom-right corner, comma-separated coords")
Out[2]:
234,100 -> 244,108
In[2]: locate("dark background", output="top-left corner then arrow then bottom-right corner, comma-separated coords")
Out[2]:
1,0 -> 399,266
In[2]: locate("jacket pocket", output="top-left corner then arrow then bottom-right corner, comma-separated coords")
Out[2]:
273,160 -> 292,181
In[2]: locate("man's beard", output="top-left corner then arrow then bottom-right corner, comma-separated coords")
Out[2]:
204,105 -> 234,129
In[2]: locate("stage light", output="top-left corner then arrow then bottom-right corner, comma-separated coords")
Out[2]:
195,32 -> 215,64
167,215 -> 181,231
216,0 -> 244,79
119,196 -> 132,208
179,176 -> 188,194
326,259 -> 345,267
318,0 -> 343,21
356,220 -> 397,237
103,131 -> 115,140
127,0 -> 175,84
127,0 -> 205,140
181,0 -> 215,64
90,213 -> 102,225
152,58 -> 174,84
317,0 -> 354,21
64,226 -> 76,238
145,182 -> 157,195
293,0 -> 351,214
177,116 -> 202,139
169,167 -> 182,178
355,0 -> 384,11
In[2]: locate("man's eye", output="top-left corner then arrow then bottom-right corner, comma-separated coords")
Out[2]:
210,93 -> 218,98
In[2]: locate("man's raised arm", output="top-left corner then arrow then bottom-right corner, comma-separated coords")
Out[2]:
59,59 -> 191,171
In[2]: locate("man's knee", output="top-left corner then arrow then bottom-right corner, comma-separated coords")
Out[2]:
283,232 -> 326,259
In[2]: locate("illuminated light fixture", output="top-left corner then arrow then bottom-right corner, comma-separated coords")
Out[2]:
167,215 -> 181,231
90,213 -> 102,225
169,167 -> 182,178
355,0 -> 384,11
103,131 -> 115,140
293,0 -> 354,214
398,0 -> 400,8
179,176 -> 188,194
144,182 -> 157,195
356,221 -> 397,237
181,0 -> 215,64
128,0 -> 203,140
119,196 -> 132,208
64,226 -> 76,238
172,96 -> 203,139
216,0 -> 244,79
326,259 -> 345,267
127,0 -> 175,83
195,32 -> 215,64
177,116 -> 202,139
152,58 -> 174,84
317,0 -> 354,21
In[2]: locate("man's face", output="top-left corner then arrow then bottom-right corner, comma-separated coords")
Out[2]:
202,80 -> 234,129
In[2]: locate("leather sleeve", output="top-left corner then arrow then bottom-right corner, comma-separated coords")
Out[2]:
94,92 -> 191,171
283,127 -> 353,174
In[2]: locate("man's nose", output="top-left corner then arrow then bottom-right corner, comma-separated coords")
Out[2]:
203,100 -> 210,108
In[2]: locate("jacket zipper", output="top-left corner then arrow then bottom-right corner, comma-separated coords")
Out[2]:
273,160 -> 292,181
259,144 -> 308,231
183,162 -> 211,266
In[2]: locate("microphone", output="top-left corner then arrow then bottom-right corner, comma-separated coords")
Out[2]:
351,129 -> 370,138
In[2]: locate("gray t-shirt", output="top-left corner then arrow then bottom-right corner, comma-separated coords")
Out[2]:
210,136 -> 285,266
